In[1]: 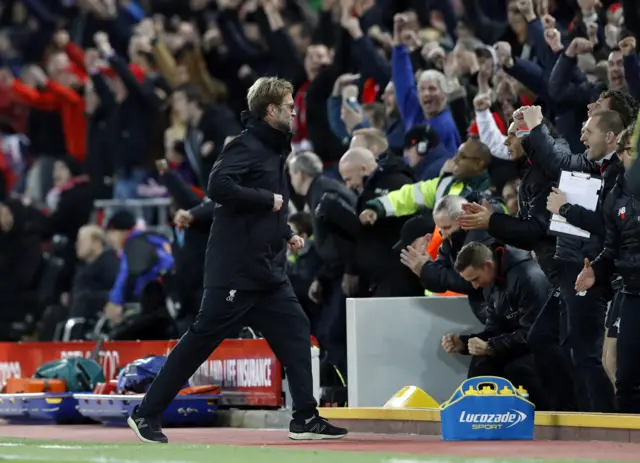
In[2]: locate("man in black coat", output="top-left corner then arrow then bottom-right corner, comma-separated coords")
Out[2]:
454,117 -> 576,410
128,77 -> 347,444
288,151 -> 357,378
443,241 -> 550,410
337,147 -> 422,297
524,106 -> 624,412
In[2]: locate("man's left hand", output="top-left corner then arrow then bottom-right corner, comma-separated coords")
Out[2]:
288,234 -> 304,252
457,200 -> 493,230
400,245 -> 431,276
547,187 -> 567,214
468,337 -> 490,356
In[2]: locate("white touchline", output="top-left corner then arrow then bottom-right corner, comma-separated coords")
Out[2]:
0,455 -> 193,463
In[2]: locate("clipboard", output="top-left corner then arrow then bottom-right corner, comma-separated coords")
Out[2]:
548,171 -> 602,240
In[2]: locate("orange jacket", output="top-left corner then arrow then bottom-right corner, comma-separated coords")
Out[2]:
427,226 -> 464,297
12,79 -> 86,163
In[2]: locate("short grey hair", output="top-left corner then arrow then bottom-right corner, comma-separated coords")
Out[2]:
289,151 -> 323,178
433,195 -> 468,220
418,69 -> 448,93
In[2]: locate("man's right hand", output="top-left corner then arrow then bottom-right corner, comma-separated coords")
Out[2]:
442,333 -> 463,353
359,209 -> 378,225
272,194 -> 283,211
565,37 -> 593,57
174,209 -> 194,228
392,13 -> 407,47
473,93 -> 491,112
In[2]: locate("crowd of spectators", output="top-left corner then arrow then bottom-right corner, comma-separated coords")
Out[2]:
1,0 -> 640,411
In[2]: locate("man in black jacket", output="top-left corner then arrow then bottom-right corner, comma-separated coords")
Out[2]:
576,130 -> 640,412
289,151 -> 357,378
523,106 -> 625,412
443,241 -> 550,410
337,147 -> 422,297
455,117 -> 576,410
128,77 -> 347,444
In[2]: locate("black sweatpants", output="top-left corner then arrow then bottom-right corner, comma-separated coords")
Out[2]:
467,354 -> 548,410
615,293 -> 640,413
559,262 -> 615,412
137,282 -> 318,421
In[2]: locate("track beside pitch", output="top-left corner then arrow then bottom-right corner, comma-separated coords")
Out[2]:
0,425 -> 638,462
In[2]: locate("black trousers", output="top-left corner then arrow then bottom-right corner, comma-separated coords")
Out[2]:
467,354 -> 548,410
527,287 -> 577,411
616,293 -> 640,413
137,281 -> 318,421
316,278 -> 347,379
559,262 -> 615,412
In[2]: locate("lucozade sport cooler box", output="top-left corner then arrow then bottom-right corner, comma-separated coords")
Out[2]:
440,376 -> 535,441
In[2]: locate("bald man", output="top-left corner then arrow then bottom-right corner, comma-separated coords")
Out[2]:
337,145 -> 423,298
339,147 -> 378,192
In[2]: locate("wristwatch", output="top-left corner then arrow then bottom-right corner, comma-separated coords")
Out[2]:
558,203 -> 572,218
486,344 -> 495,357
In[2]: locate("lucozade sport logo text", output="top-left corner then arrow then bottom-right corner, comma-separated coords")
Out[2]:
458,409 -> 528,430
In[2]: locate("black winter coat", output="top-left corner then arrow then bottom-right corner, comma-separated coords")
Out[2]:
527,124 -> 623,264
592,173 -> 640,292
487,135 -> 569,284
314,154 -> 422,295
355,156 -> 419,289
307,174 -> 358,282
460,243 -> 550,358
204,112 -> 294,290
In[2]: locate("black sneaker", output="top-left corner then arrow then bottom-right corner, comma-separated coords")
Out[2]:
289,415 -> 348,440
127,405 -> 168,444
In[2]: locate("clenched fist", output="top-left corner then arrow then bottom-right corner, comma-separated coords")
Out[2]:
473,93 -> 491,112
493,42 -> 513,67
566,37 -> 593,57
544,28 -> 562,52
522,105 -> 543,130
619,36 -> 636,57
442,334 -> 464,354
359,209 -> 378,225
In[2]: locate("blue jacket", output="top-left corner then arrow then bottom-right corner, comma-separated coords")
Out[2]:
109,230 -> 175,305
391,45 -> 461,155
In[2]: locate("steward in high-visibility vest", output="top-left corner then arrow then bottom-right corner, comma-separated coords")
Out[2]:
363,139 -> 494,220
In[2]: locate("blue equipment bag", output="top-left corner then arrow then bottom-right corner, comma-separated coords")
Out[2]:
439,376 -> 535,441
116,356 -> 189,394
